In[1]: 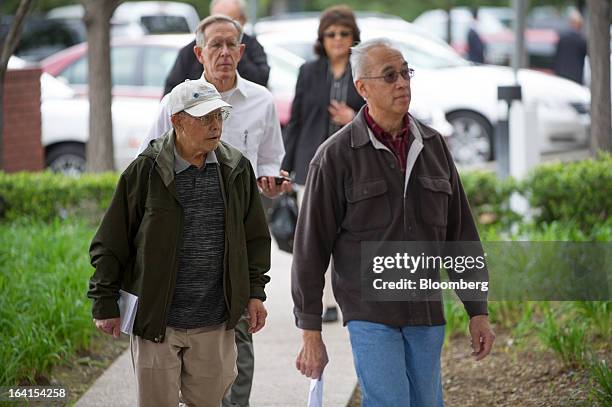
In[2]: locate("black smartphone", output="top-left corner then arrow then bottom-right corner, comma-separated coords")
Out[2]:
257,176 -> 292,186
273,176 -> 292,185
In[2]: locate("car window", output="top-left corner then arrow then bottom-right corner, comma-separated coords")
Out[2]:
59,55 -> 88,84
140,16 -> 190,33
142,46 -> 180,86
111,46 -> 139,86
59,46 -> 140,86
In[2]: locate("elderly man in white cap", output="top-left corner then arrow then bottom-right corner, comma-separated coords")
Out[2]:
88,79 -> 271,407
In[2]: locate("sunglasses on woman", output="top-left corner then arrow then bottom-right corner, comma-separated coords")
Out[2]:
360,67 -> 415,84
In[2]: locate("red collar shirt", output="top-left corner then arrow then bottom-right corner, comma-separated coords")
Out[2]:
364,106 -> 413,173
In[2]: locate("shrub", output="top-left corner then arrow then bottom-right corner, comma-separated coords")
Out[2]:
522,152 -> 612,233
460,170 -> 518,228
537,304 -> 589,369
0,171 -> 118,223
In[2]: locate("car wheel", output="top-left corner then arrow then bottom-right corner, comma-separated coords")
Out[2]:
446,111 -> 494,165
45,143 -> 86,176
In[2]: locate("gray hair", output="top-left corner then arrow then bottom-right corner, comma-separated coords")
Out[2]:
209,0 -> 247,20
350,38 -> 396,80
195,14 -> 243,47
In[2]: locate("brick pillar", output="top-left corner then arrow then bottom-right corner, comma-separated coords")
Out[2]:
3,68 -> 44,172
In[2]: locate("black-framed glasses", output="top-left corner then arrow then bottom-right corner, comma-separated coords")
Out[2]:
361,67 -> 415,84
188,108 -> 230,126
323,30 -> 352,39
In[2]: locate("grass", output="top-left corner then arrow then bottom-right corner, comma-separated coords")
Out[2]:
0,219 -> 96,386
589,359 -> 612,406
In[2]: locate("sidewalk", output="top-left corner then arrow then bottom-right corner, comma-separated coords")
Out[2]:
76,244 -> 356,407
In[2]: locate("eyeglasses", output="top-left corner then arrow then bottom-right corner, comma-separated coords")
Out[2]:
323,30 -> 352,39
188,109 -> 230,126
361,67 -> 415,84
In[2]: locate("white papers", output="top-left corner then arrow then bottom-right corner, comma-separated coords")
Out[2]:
307,376 -> 323,407
118,289 -> 139,335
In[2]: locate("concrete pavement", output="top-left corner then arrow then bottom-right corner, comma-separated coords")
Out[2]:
76,244 -> 356,407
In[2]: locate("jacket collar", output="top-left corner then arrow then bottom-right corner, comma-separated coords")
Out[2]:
350,105 -> 433,149
144,129 -> 244,187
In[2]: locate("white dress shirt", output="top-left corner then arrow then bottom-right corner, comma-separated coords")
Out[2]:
139,73 -> 284,178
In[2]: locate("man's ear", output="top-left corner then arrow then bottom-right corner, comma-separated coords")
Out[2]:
194,45 -> 205,65
171,113 -> 181,130
354,79 -> 367,100
237,43 -> 245,61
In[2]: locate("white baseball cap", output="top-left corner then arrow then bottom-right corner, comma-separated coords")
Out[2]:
168,79 -> 231,117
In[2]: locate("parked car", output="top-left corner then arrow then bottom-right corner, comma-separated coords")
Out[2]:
0,15 -> 86,62
47,1 -> 200,37
41,34 -> 191,100
39,34 -> 194,173
254,17 -> 590,165
40,74 -> 161,175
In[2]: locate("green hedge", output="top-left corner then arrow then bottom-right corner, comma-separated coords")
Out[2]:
0,171 -> 118,223
460,169 -> 518,227
522,152 -> 612,232
0,153 -> 611,230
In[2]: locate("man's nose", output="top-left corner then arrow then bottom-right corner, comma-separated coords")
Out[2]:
209,115 -> 223,130
396,74 -> 410,89
219,43 -> 232,55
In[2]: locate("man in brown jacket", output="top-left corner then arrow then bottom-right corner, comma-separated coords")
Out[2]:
292,39 -> 495,406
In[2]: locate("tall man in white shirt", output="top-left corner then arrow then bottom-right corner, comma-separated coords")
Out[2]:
140,15 -> 287,198
138,15 -> 288,407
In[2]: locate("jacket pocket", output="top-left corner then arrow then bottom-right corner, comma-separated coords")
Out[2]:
145,197 -> 175,211
418,176 -> 452,227
343,179 -> 391,232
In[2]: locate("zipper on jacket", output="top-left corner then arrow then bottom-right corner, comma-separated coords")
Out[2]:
218,164 -> 231,312
155,205 -> 183,343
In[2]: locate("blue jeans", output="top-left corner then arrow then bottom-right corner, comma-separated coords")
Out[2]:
347,321 -> 445,407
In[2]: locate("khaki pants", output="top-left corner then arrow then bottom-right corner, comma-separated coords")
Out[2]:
131,325 -> 237,407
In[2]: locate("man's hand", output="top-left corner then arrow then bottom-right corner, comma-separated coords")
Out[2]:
296,330 -> 329,379
469,315 -> 495,360
247,298 -> 267,333
328,100 -> 355,126
94,317 -> 121,339
257,170 -> 292,198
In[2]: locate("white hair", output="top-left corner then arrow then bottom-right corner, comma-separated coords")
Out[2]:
194,14 -> 243,47
350,38 -> 397,80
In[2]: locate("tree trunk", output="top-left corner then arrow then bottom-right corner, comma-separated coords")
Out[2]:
587,0 -> 612,153
0,0 -> 34,170
80,0 -> 122,172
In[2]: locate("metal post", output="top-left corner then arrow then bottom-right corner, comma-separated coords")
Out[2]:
511,0 -> 528,76
248,0 -> 257,24
497,85 -> 522,179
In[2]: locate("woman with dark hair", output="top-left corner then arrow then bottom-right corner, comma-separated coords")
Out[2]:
282,5 -> 365,323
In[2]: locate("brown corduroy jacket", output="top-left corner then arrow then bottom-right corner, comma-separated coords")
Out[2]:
291,107 -> 488,331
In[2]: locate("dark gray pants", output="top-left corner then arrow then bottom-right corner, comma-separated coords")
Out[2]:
222,314 -> 253,407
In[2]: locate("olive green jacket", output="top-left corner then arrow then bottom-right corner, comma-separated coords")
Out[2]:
88,131 -> 271,343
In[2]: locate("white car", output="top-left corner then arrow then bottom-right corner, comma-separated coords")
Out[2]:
47,1 -> 200,37
40,73 -> 162,175
255,16 -> 591,165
